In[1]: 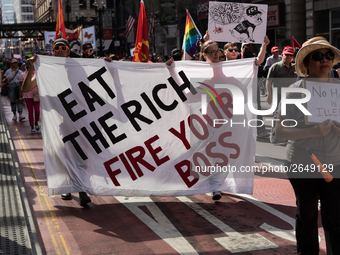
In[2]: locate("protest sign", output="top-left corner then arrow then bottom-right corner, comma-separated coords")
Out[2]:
34,57 -> 257,196
304,80 -> 340,124
208,1 -> 268,44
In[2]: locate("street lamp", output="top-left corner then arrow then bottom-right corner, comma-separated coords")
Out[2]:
75,11 -> 86,25
48,2 -> 52,22
93,0 -> 105,56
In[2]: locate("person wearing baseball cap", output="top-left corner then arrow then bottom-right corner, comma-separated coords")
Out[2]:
30,36 -> 92,206
266,45 -> 296,143
264,46 -> 282,71
53,38 -> 70,58
3,58 -> 25,121
275,36 -> 340,255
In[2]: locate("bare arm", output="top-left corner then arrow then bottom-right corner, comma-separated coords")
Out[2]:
275,114 -> 333,140
203,30 -> 209,42
256,36 -> 270,66
20,59 -> 37,97
266,79 -> 272,104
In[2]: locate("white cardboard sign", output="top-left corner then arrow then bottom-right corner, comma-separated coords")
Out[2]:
208,2 -> 268,44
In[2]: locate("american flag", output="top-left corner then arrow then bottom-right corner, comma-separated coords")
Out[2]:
125,14 -> 136,38
147,14 -> 155,35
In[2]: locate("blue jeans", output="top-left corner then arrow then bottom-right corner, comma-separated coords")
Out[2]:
9,83 -> 23,114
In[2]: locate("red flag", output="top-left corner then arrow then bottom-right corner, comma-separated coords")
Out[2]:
292,36 -> 301,48
133,0 -> 149,62
55,0 -> 66,40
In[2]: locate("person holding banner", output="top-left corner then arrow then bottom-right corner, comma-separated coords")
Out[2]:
19,58 -> 40,133
199,40 -> 220,63
223,42 -> 240,61
275,36 -> 340,255
32,38 -> 93,206
82,43 -> 95,58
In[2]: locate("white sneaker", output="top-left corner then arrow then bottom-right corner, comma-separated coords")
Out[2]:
12,115 -> 17,121
31,128 -> 36,133
19,116 -> 25,121
35,124 -> 40,132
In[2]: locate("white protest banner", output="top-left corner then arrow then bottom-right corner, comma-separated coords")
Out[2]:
82,26 -> 97,50
304,80 -> 340,124
208,1 -> 268,44
34,56 -> 257,196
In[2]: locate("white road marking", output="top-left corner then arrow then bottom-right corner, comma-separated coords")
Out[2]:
177,196 -> 278,253
237,194 -> 296,242
115,196 -> 198,255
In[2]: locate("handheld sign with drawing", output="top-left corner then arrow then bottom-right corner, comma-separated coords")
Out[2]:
304,80 -> 340,124
208,1 -> 268,44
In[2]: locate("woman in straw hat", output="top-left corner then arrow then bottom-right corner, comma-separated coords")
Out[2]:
275,36 -> 340,254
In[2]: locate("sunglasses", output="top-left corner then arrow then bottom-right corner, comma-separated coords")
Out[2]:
53,45 -> 69,51
226,48 -> 239,52
310,51 -> 334,61
85,47 -> 93,50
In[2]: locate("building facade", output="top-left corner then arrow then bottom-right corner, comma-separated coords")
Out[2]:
2,0 -> 340,58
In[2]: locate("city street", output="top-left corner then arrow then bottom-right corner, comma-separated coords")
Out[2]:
1,94 -> 328,255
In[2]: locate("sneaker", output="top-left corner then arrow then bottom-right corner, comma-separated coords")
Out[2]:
212,191 -> 222,201
257,129 -> 269,138
270,135 -> 277,144
61,193 -> 72,200
79,192 -> 91,206
31,128 -> 36,133
35,124 -> 40,132
19,116 -> 25,121
12,115 -> 17,121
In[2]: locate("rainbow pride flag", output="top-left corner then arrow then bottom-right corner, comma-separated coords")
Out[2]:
182,10 -> 202,60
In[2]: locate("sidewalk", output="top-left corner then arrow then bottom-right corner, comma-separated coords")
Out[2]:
0,97 -> 42,255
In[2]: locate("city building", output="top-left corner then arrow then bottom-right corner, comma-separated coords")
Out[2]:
1,0 -> 340,59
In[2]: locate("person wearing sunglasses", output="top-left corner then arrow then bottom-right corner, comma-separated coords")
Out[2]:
223,42 -> 240,61
199,40 -> 220,63
52,38 -> 71,58
32,38 -> 92,206
275,36 -> 340,255
266,46 -> 296,143
82,42 -> 95,58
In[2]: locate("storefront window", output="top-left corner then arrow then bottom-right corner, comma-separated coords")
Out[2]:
331,9 -> 340,48
331,30 -> 340,49
331,10 -> 340,28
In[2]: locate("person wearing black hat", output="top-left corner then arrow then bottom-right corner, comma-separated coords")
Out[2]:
171,48 -> 182,61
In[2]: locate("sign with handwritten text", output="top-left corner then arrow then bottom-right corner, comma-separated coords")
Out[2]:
305,80 -> 340,124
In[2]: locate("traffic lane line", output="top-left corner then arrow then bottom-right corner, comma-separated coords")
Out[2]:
13,127 -> 73,255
